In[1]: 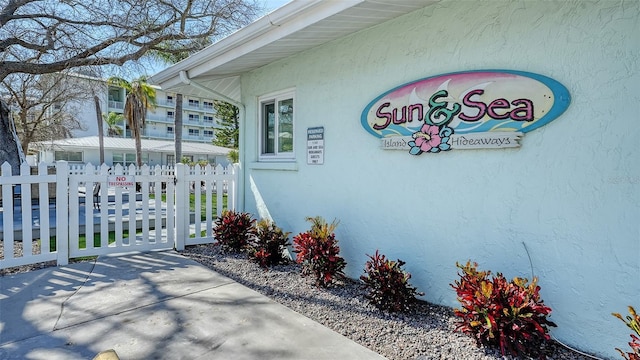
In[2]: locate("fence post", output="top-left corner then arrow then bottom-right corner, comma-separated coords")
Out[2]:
1,162 -> 15,265
174,163 -> 188,251
55,161 -> 69,266
231,163 -> 240,211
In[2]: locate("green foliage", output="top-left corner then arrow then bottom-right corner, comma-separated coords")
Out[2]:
451,261 -> 557,358
249,219 -> 291,268
179,157 -> 212,167
227,149 -> 239,163
212,101 -> 239,148
306,216 -> 338,240
292,216 -> 346,287
107,76 -> 156,166
360,250 -> 424,313
613,306 -> 640,360
213,210 -> 256,252
102,112 -> 124,136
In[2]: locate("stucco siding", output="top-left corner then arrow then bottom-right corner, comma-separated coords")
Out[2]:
240,1 -> 639,358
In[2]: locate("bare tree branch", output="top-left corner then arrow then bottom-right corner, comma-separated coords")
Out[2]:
0,0 -> 262,172
0,0 -> 262,81
1,72 -> 98,153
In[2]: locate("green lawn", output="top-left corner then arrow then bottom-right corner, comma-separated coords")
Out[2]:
47,229 -> 135,252
151,193 -> 227,220
41,192 -> 226,252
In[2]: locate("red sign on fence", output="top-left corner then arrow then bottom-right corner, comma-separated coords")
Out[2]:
107,175 -> 135,188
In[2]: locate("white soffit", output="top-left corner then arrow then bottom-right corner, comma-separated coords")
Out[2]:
151,0 -> 439,102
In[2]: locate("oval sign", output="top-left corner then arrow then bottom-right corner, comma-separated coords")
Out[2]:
360,70 -> 571,154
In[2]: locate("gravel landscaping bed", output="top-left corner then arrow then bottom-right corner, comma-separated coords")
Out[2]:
181,244 -> 599,360
1,243 -> 600,360
0,241 -> 92,276
0,241 -> 57,276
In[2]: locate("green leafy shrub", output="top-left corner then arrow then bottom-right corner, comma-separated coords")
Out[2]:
292,216 -> 346,287
451,261 -> 557,358
360,250 -> 424,312
249,219 -> 291,268
213,210 -> 256,252
227,149 -> 239,163
613,306 -> 640,360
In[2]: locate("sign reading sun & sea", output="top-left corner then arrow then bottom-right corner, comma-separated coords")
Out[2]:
360,70 -> 570,155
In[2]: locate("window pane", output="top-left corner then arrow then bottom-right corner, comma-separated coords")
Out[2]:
113,153 -> 124,165
54,151 -> 82,161
69,152 -> 83,161
263,102 -> 275,154
278,99 -> 293,153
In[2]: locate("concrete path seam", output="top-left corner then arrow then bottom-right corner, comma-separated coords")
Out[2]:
2,276 -> 237,348
52,259 -> 98,331
48,279 -> 238,333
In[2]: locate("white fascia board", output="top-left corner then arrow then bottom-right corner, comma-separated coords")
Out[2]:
151,0 -> 364,87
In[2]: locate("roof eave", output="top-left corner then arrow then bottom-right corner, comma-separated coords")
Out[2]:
150,0 -> 364,88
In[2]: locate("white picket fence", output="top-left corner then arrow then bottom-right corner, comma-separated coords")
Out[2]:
0,161 -> 238,269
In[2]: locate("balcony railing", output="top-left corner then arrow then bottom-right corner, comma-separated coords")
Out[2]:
108,100 -> 124,110
145,114 -> 174,123
157,99 -> 175,107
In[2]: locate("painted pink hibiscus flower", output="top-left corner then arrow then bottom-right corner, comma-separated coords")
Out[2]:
412,124 -> 441,152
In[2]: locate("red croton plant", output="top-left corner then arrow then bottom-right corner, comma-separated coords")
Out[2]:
292,217 -> 346,287
213,210 -> 256,252
451,261 -> 557,359
613,306 -> 640,360
249,219 -> 291,268
360,250 -> 424,313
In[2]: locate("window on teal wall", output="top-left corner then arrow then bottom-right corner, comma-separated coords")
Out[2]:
259,88 -> 295,161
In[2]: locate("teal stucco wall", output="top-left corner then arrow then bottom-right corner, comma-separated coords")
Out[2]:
239,1 -> 639,357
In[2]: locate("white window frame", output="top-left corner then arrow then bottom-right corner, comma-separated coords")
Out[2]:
258,88 -> 295,162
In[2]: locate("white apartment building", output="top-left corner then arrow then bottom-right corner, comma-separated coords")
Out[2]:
66,73 -> 220,144
30,74 -> 231,167
104,85 -> 219,143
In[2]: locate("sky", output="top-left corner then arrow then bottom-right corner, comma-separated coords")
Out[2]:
261,0 -> 293,14
117,0 -> 294,79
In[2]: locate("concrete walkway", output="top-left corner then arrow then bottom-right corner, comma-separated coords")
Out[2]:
0,251 -> 386,360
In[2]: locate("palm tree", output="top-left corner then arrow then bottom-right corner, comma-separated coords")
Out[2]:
107,76 -> 156,167
103,111 -> 124,137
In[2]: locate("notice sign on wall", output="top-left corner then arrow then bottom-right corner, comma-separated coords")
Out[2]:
108,175 -> 135,188
307,127 -> 324,165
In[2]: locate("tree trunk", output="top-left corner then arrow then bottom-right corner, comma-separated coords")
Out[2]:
135,134 -> 142,167
95,96 -> 104,165
174,93 -> 183,163
0,99 -> 23,175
